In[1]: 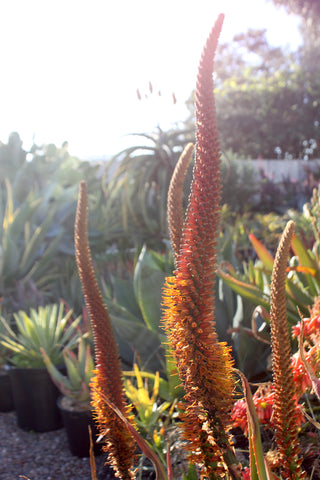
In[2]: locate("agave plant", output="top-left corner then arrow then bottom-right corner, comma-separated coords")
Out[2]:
0,303 -> 81,368
0,179 -> 62,314
100,245 -> 172,373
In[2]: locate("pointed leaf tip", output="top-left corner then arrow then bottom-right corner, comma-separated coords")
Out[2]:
248,233 -> 274,271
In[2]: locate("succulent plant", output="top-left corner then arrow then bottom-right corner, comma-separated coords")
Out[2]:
0,303 -> 81,368
0,312 -> 11,368
41,337 -> 95,409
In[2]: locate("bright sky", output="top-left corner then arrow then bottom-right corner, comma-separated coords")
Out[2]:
0,0 -> 302,158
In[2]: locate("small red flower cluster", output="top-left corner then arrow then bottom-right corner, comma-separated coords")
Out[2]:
233,310 -> 320,437
291,348 -> 317,397
231,384 -> 304,434
231,385 -> 274,434
291,313 -> 320,397
241,467 -> 250,479
292,314 -> 320,339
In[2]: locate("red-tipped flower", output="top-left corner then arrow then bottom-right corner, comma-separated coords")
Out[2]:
163,14 -> 241,479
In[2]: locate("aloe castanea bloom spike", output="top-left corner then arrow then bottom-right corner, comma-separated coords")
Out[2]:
75,181 -> 136,480
162,14 -> 241,479
167,142 -> 194,265
269,220 -> 305,479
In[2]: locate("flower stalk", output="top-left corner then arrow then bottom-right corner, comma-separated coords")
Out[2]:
75,181 -> 136,479
167,142 -> 194,265
269,220 -> 304,479
163,13 -> 241,479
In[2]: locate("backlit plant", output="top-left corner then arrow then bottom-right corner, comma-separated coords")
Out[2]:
73,14 -> 317,480
41,337 -> 95,409
0,303 -> 81,368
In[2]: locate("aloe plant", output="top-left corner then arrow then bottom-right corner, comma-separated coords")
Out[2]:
75,14 -> 241,480
75,181 -> 136,479
102,127 -> 193,250
103,241 -> 247,382
41,337 -> 94,408
72,14 -> 316,480
123,364 -> 172,459
0,303 -> 81,368
218,209 -> 320,328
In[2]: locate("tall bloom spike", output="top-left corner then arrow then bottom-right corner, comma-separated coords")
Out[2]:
75,181 -> 135,480
168,142 -> 194,264
163,14 -> 241,479
270,220 -> 304,479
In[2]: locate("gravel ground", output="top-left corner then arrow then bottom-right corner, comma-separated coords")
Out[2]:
0,411 -> 115,480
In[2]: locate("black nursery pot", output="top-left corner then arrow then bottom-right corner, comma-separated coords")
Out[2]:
57,396 -> 102,457
0,368 -> 14,412
9,366 -> 63,432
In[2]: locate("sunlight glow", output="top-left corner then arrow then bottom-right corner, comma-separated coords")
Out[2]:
0,0 -> 301,157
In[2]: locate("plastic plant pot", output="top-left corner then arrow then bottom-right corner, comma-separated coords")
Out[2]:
0,367 -> 14,412
9,366 -> 63,432
57,396 -> 102,457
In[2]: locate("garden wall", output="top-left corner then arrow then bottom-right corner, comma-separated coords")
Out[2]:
242,158 -> 320,184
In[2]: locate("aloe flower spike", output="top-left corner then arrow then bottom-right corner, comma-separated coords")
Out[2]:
75,180 -> 136,479
167,142 -> 194,264
270,220 -> 304,479
163,14 -> 241,479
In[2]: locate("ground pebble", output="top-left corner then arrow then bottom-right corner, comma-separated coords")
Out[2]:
0,411 -> 114,480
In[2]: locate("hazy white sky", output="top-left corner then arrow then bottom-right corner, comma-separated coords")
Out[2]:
0,0 -> 301,158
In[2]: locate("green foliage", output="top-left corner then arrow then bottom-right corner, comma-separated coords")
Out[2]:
186,29 -> 320,160
123,364 -> 177,477
220,205 -> 313,264
219,189 -> 320,335
12,140 -> 100,203
217,206 -> 320,380
104,235 -> 264,382
101,246 -> 173,373
0,303 -> 81,368
238,371 -> 269,480
133,246 -> 171,333
0,312 -> 11,366
217,223 -> 269,380
41,337 -> 94,407
216,63 -> 319,159
14,141 -> 105,256
102,128 -> 193,249
0,135 -> 107,314
0,179 -> 62,313
123,364 -> 171,433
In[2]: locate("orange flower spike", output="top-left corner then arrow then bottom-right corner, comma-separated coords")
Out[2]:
163,14 -> 241,479
270,220 -> 305,479
75,181 -> 135,480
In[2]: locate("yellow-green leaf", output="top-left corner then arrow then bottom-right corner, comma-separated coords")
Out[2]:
249,233 -> 274,272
